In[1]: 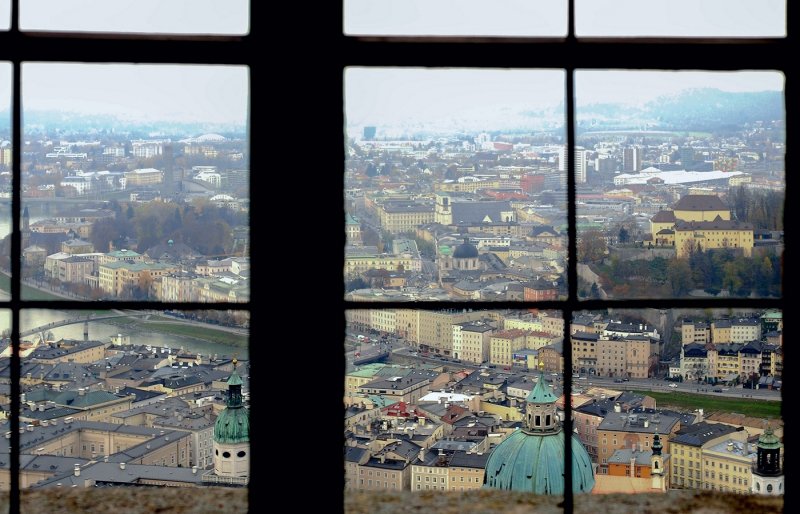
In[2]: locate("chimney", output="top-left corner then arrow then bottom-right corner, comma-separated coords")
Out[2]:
104,455 -> 109,463
74,464 -> 80,477
418,416 -> 425,427
418,448 -> 426,462
78,388 -> 85,396
120,462 -> 126,470
192,465 -> 198,474
614,403 -> 621,413
644,419 -> 649,428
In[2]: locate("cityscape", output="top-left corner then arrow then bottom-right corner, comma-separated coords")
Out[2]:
0,63 -> 251,492
342,69 -> 785,500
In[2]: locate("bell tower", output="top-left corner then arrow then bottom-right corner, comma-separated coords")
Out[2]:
751,426 -> 783,495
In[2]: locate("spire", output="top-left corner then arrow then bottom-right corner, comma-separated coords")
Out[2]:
652,432 -> 663,456
526,369 -> 557,404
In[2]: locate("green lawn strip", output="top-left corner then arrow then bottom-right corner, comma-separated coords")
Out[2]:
631,390 -> 781,419
100,316 -> 247,347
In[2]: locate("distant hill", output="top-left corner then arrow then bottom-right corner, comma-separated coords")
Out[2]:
0,109 -> 246,137
578,88 -> 783,133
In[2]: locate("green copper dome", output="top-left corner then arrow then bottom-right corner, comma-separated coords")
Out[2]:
483,429 -> 595,494
758,426 -> 782,449
484,370 -> 594,494
526,373 -> 558,404
214,369 -> 249,444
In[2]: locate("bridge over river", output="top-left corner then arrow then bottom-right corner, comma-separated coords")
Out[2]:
21,310 -> 158,339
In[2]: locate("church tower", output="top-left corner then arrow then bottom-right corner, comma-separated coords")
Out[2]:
651,432 -> 665,492
211,359 -> 250,482
751,426 -> 783,495
483,369 -> 595,494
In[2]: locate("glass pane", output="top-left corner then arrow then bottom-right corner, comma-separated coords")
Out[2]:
344,0 -> 567,37
575,0 -> 786,38
21,63 -> 249,302
0,63 -> 9,290
345,309 -> 578,496
575,70 -> 784,300
0,0 -> 8,30
572,308 -> 782,501
344,68 -> 567,302
20,0 -> 249,35
15,309 -> 249,500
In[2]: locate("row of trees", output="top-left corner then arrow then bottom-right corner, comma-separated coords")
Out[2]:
91,198 -> 247,256
595,249 -> 781,298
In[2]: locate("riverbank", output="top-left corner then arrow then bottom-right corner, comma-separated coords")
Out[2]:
101,314 -> 248,348
0,271 -> 74,301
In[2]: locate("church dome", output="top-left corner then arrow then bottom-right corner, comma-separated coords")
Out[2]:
483,372 -> 595,494
452,240 -> 479,259
483,429 -> 595,494
214,369 -> 250,444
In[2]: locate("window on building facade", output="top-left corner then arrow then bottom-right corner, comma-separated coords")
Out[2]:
0,3 -> 253,513
341,0 -> 788,511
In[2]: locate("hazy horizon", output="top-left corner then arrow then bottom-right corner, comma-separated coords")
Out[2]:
0,63 -> 252,128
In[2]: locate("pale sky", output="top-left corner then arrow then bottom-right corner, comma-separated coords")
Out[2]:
21,63 -> 249,126
344,0 -> 784,37
345,68 -> 782,130
19,0 -> 248,35
345,68 -> 565,129
345,0 -> 567,37
575,0 -> 785,37
0,0 -> 7,30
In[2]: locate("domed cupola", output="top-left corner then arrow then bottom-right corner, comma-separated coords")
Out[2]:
483,370 -> 595,494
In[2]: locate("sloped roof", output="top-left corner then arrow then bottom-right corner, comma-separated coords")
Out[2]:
673,194 -> 727,211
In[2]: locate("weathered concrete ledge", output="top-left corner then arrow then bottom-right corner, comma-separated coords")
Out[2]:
345,490 -> 783,514
0,487 -> 248,514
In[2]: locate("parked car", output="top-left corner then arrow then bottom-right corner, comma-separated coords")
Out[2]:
669,383 -> 678,388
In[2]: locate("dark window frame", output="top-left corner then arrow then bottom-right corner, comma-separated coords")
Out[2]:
0,2 -> 255,511
339,2 -> 791,511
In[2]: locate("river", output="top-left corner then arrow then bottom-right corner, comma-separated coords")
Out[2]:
0,210 -> 249,359
18,309 -> 249,360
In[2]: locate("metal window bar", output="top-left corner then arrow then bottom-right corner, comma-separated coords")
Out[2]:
340,1 -> 790,512
0,1 -> 255,512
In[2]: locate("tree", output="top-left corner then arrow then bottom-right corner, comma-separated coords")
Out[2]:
577,230 -> 607,263
618,226 -> 630,244
666,259 -> 692,296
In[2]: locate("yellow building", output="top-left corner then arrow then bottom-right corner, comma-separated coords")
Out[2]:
668,421 -> 747,491
504,318 -> 543,332
411,449 -> 489,492
674,219 -> 754,258
571,331 -> 598,375
452,321 -> 493,364
98,261 -> 179,297
673,194 -> 730,222
489,329 -> 528,366
649,194 -> 753,257
711,320 -> 732,344
344,247 -> 422,278
681,320 -> 710,346
703,438 -> 757,493
378,201 -> 435,234
417,310 -> 484,355
525,331 -> 560,351
540,312 -> 565,337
